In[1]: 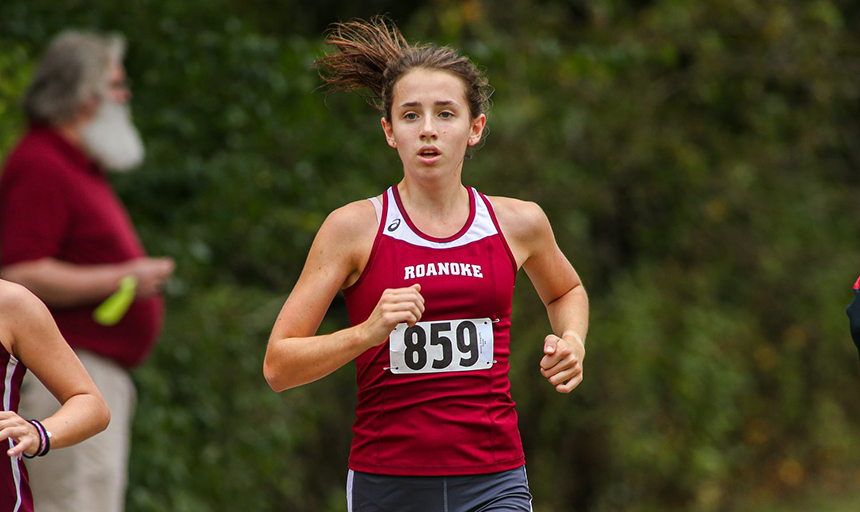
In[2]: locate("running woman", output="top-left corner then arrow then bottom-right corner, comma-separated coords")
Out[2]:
0,279 -> 110,511
264,17 -> 588,511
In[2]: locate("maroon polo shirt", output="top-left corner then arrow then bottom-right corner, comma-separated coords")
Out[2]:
0,124 -> 164,367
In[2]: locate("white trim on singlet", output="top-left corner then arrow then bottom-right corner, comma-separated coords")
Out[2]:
382,187 -> 498,249
368,196 -> 383,227
3,354 -> 23,512
346,469 -> 354,512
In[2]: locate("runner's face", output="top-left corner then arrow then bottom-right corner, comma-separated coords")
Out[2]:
382,69 -> 486,176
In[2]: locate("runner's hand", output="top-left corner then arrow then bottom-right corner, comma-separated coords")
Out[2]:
0,411 -> 40,458
359,284 -> 425,347
540,332 -> 585,393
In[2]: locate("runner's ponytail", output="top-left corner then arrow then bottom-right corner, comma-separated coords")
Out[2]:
316,16 -> 492,121
316,16 -> 409,112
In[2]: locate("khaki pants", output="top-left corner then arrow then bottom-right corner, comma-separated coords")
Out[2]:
19,349 -> 136,512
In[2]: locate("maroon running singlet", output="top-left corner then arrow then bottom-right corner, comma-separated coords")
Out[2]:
343,186 -> 524,476
0,349 -> 33,511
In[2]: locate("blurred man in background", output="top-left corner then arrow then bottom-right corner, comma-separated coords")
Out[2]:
0,31 -> 174,512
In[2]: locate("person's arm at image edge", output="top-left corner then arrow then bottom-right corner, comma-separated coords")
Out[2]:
0,283 -> 109,457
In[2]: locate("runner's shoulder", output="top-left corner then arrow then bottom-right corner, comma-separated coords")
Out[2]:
486,195 -> 550,240
317,198 -> 380,248
0,280 -> 46,326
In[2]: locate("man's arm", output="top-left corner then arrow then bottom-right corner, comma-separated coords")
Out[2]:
2,257 -> 174,308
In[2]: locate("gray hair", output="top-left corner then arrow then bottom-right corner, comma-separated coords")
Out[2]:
23,31 -> 126,125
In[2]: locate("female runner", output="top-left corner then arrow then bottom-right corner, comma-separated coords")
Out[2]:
264,17 -> 588,511
0,279 -> 110,510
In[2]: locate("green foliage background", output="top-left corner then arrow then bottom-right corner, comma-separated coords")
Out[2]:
2,0 -> 860,510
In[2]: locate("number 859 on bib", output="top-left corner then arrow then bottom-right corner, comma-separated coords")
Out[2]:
389,318 -> 494,374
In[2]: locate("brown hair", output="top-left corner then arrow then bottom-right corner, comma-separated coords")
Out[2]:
315,16 -> 491,121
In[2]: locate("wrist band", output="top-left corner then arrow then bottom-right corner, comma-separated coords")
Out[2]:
32,419 -> 50,457
34,420 -> 51,456
23,419 -> 51,458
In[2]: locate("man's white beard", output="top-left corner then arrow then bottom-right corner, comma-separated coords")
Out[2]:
80,100 -> 145,172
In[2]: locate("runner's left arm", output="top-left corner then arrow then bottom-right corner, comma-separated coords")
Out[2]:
0,283 -> 110,457
501,199 -> 589,393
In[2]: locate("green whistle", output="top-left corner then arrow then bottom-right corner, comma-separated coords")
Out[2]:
93,275 -> 138,326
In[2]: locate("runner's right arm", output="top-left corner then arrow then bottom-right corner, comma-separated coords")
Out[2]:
264,201 -> 424,392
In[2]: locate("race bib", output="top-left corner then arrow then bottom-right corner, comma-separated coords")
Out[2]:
388,318 -> 494,374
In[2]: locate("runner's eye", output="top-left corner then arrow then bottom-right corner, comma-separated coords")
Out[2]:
439,111 -> 454,119
404,112 -> 419,120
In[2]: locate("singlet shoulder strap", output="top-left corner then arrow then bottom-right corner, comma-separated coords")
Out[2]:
344,189 -> 390,295
477,191 -> 519,277
368,196 -> 383,227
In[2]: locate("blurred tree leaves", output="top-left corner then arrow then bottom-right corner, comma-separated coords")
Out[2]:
1,0 -> 859,511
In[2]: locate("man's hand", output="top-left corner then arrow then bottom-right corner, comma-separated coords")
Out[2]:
123,257 -> 175,298
540,332 -> 585,393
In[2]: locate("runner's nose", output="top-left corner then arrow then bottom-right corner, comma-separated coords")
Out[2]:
420,117 -> 437,140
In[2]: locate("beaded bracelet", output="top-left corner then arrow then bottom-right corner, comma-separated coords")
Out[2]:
23,419 -> 51,458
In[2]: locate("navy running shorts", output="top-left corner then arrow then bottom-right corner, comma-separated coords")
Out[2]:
347,465 -> 533,512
